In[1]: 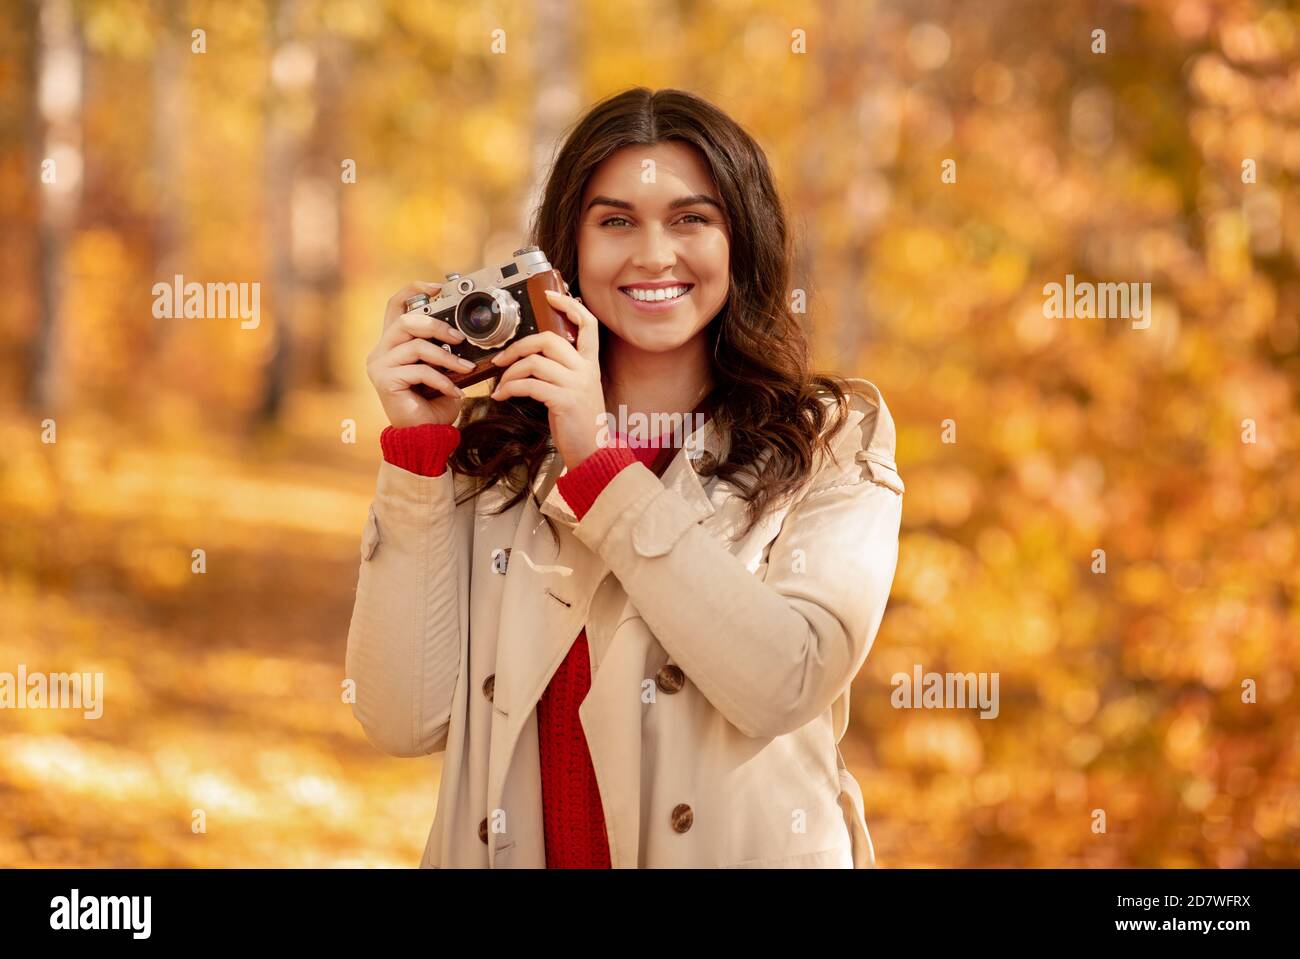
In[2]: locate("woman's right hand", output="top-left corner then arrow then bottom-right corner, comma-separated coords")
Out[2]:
367,281 -> 476,428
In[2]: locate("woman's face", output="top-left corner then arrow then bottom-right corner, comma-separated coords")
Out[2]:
576,141 -> 731,356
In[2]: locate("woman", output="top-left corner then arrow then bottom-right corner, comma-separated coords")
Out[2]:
346,87 -> 904,868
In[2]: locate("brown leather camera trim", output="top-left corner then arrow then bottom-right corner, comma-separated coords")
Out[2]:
525,269 -> 578,346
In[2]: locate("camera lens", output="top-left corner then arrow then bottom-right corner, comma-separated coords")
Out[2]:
454,289 -> 520,348
460,295 -> 498,338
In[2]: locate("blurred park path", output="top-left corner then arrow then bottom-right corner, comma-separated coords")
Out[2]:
0,391 -> 444,867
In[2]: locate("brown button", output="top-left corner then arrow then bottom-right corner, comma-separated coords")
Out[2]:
478,817 -> 489,844
670,803 -> 693,833
655,664 -> 685,694
482,674 -> 495,702
693,451 -> 717,473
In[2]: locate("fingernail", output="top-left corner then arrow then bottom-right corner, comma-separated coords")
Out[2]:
447,328 -> 467,341
544,288 -> 560,297
456,356 -> 475,369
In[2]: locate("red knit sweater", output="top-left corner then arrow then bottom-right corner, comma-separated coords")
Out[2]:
378,418 -> 686,868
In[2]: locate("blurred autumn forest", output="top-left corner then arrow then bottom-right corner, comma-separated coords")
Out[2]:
1,0 -> 1297,867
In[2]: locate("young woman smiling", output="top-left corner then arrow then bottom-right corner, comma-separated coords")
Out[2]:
347,87 -> 905,869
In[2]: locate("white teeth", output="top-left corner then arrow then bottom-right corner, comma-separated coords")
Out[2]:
623,285 -> 690,302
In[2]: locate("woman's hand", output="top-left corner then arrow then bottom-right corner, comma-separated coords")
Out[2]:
489,288 -> 607,467
367,281 -> 477,428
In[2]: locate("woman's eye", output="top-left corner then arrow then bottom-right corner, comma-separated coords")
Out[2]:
598,214 -> 710,227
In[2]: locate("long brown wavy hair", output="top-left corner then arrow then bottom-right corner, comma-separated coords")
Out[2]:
450,86 -> 859,540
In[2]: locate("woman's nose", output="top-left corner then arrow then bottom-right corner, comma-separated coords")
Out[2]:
632,223 -> 676,272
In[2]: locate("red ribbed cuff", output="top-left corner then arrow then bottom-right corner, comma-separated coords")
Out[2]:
380,424 -> 461,477
556,446 -> 639,519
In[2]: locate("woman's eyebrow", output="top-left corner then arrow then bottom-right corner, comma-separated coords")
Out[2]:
586,193 -> 723,212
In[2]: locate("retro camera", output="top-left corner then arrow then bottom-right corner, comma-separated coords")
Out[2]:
401,246 -> 576,396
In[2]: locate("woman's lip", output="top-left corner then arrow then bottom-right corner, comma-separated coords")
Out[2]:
618,283 -> 694,290
618,285 -> 694,312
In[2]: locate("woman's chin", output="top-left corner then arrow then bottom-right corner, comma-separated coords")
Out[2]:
616,329 -> 696,354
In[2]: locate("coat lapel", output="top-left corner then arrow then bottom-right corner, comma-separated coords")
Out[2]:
558,420 -> 729,867
487,416 -> 729,866
485,449 -> 599,859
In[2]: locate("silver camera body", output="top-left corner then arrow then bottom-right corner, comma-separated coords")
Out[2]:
399,247 -> 574,392
403,247 -> 553,349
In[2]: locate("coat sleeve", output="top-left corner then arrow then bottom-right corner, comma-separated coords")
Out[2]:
344,459 -> 464,757
570,387 -> 904,740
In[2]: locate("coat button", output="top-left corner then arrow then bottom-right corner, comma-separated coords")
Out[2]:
478,817 -> 489,844
655,664 -> 685,694
670,803 -> 693,833
482,674 -> 495,702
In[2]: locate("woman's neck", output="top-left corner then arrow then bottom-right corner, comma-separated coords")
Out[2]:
602,331 -> 713,438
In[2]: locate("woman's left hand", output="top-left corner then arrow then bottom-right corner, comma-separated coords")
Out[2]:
489,288 -> 607,467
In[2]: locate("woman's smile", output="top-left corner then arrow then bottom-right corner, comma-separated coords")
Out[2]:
617,281 -> 695,312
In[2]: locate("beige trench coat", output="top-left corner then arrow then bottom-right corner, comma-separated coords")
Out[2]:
345,377 -> 904,868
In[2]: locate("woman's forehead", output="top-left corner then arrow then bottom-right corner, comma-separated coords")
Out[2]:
582,142 -> 719,205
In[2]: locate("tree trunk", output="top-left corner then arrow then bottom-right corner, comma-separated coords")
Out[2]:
28,0 -> 83,413
295,32 -> 346,388
522,0 -> 578,243
256,0 -> 300,424
151,0 -> 184,347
